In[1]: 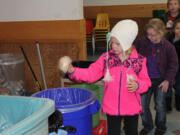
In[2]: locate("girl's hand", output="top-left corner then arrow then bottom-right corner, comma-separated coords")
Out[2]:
126,79 -> 138,93
158,80 -> 169,93
67,64 -> 74,73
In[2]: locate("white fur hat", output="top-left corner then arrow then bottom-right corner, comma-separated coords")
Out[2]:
110,19 -> 138,51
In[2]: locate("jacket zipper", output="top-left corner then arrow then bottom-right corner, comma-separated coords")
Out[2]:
118,71 -> 122,115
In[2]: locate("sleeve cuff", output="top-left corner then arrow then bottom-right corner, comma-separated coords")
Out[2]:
136,82 -> 139,90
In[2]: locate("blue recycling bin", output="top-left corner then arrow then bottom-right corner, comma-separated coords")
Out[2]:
33,88 -> 100,135
71,84 -> 101,128
0,95 -> 55,135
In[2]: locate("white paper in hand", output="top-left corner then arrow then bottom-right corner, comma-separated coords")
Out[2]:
58,56 -> 72,73
127,74 -> 134,83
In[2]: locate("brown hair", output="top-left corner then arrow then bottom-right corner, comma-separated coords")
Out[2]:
173,19 -> 180,30
145,18 -> 166,37
126,46 -> 134,55
167,0 -> 180,7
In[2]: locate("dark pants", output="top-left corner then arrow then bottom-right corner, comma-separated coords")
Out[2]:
165,86 -> 172,110
174,73 -> 180,110
166,86 -> 172,98
174,73 -> 180,95
141,78 -> 166,132
166,72 -> 180,96
107,114 -> 138,135
166,73 -> 180,110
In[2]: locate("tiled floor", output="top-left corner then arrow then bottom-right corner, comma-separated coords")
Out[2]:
137,94 -> 180,135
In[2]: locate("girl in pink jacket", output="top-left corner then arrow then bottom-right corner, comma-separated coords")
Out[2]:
59,19 -> 151,135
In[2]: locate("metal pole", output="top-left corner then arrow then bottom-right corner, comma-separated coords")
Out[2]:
36,42 -> 48,90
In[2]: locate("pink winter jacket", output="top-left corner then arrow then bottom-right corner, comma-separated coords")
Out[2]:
69,48 -> 151,116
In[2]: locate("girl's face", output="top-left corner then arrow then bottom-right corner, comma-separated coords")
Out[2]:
146,28 -> 162,44
174,22 -> 180,38
111,37 -> 123,55
168,0 -> 180,14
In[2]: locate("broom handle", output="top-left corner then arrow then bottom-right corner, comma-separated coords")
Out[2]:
19,45 -> 42,91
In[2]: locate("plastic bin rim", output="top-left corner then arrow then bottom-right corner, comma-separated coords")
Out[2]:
0,59 -> 24,65
0,53 -> 24,65
0,96 -> 55,135
33,88 -> 97,113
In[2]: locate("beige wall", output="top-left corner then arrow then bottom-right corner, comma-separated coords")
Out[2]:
0,0 -> 83,21
0,0 -> 87,91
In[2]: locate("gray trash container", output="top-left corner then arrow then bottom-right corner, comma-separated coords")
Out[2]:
0,53 -> 26,95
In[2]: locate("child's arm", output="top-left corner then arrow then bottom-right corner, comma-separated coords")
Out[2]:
135,57 -> 151,94
68,55 -> 105,83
